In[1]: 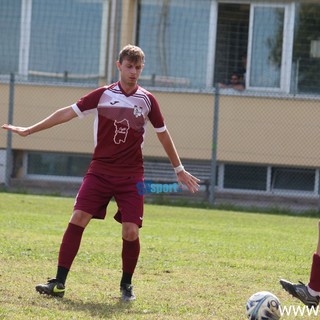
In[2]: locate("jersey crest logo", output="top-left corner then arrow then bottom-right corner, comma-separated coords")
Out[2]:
133,105 -> 143,118
113,119 -> 129,144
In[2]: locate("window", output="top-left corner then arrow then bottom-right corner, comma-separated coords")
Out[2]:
249,5 -> 284,89
223,164 -> 267,191
293,3 -> 320,94
0,0 -> 109,84
271,167 -> 315,192
247,3 -> 294,92
27,152 -> 91,177
137,1 -> 298,93
137,0 -> 212,89
0,0 -> 21,75
215,2 -> 294,92
214,3 -> 249,87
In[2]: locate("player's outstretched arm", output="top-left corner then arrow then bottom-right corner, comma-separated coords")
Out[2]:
2,106 -> 77,137
156,129 -> 200,193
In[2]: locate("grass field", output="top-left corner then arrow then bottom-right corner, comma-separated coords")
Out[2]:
0,192 -> 319,319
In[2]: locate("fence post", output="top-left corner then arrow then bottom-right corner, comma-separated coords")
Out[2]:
5,73 -> 15,187
209,84 -> 220,205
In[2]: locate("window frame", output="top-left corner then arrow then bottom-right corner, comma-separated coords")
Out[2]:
134,0 -> 320,95
24,151 -> 91,182
208,1 -> 296,93
20,150 -> 320,198
271,167 -> 317,194
218,163 -> 318,197
17,0 -> 110,82
246,2 -> 295,93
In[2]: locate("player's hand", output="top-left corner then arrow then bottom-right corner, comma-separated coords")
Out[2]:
176,170 -> 200,193
2,124 -> 30,137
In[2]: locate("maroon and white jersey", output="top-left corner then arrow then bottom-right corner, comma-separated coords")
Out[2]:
71,82 -> 166,176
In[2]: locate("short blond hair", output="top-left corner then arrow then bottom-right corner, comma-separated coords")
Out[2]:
118,44 -> 145,64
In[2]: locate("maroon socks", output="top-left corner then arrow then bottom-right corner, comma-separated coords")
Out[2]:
308,253 -> 320,292
56,223 -> 84,284
55,224 -> 140,287
121,238 -> 140,285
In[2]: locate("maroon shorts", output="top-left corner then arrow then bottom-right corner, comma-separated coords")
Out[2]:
74,173 -> 144,227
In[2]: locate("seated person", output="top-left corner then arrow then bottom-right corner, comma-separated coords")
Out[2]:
219,72 -> 245,91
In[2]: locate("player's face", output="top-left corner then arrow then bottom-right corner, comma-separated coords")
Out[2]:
117,58 -> 144,90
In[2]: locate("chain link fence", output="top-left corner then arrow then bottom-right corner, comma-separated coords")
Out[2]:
2,76 -> 320,212
1,0 -> 320,212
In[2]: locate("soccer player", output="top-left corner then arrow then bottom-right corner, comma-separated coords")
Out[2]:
280,220 -> 320,307
1,44 -> 200,301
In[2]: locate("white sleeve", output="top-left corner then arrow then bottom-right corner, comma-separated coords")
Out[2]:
71,103 -> 96,119
154,125 -> 167,133
71,103 -> 84,119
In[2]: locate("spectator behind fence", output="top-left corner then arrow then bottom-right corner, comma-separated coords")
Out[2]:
219,72 -> 245,91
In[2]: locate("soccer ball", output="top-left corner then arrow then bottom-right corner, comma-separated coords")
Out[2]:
246,291 -> 281,320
